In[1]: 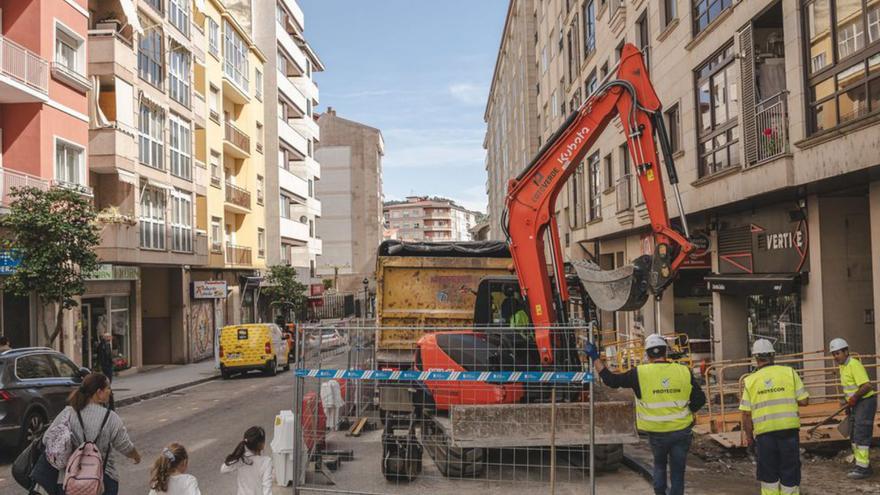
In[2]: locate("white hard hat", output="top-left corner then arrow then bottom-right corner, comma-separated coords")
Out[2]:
829,338 -> 849,353
751,339 -> 776,356
645,334 -> 667,350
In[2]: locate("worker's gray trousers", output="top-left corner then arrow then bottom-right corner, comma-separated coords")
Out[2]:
851,395 -> 877,467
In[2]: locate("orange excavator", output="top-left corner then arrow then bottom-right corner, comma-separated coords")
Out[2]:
403,44 -> 696,477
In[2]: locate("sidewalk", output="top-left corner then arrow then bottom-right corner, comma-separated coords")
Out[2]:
113,359 -> 219,407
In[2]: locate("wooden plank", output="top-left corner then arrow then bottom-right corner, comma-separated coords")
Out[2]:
347,417 -> 368,437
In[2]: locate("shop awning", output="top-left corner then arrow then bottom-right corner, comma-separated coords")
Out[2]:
704,273 -> 807,296
118,0 -> 143,34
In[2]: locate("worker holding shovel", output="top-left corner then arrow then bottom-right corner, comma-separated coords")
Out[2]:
829,338 -> 877,480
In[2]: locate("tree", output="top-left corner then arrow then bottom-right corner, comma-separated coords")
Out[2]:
262,264 -> 309,322
2,186 -> 100,346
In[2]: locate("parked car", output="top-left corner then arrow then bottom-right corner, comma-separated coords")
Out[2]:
309,328 -> 347,349
0,347 -> 89,451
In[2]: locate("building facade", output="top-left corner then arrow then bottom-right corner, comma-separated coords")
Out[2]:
486,0 -> 880,366
253,0 -> 324,287
484,0 -> 540,240
314,108 -> 384,293
0,0 -> 90,356
383,197 -> 478,242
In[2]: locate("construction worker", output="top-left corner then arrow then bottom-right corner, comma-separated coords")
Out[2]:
740,339 -> 809,495
829,337 -> 876,479
586,334 -> 706,495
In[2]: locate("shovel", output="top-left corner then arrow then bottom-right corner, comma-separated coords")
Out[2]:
806,404 -> 849,439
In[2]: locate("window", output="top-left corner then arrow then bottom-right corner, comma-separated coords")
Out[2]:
169,0 -> 190,37
805,0 -> 880,134
209,85 -> 220,121
169,46 -> 191,107
255,69 -> 263,100
258,228 -> 265,258
55,24 -> 83,74
55,140 -> 84,186
140,186 -> 166,250
169,114 -> 192,180
615,39 -> 626,62
693,0 -> 733,34
637,12 -> 650,69
49,355 -> 78,378
664,0 -> 678,26
211,217 -> 222,252
280,195 -> 290,219
310,260 -> 316,279
600,61 -> 609,79
588,151 -> 601,220
223,21 -> 249,92
585,70 -> 598,97
603,154 -> 613,190
16,355 -> 54,380
551,90 -> 559,117
139,104 -> 164,170
144,0 -> 162,14
541,46 -> 548,74
280,244 -> 290,264
138,25 -> 164,88
568,161 -> 583,228
665,103 -> 682,153
695,44 -> 740,176
257,175 -> 264,205
208,18 -> 219,57
210,151 -> 221,187
567,16 -> 580,84
308,179 -> 314,197
171,190 -> 193,252
583,0 -> 596,57
256,122 -> 264,153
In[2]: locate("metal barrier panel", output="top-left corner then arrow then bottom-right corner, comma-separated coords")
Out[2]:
289,324 -> 638,495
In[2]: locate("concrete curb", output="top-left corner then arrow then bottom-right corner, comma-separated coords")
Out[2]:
116,374 -> 220,408
622,452 -> 654,484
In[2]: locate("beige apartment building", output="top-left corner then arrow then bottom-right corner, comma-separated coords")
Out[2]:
314,108 -> 384,293
486,0 -> 880,365
384,197 -> 478,242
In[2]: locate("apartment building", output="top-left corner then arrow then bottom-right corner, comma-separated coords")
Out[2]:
191,0 -> 267,333
486,0 -> 880,366
314,108 -> 384,293
253,0 -> 324,287
383,197 -> 478,242
0,0 -> 90,354
484,0 -> 540,240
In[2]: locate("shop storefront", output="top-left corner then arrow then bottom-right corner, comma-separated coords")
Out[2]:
707,204 -> 809,356
83,264 -> 139,371
190,280 -> 227,362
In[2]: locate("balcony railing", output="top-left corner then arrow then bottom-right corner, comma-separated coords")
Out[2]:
616,174 -> 632,213
755,91 -> 789,163
224,182 -> 251,209
224,120 -> 250,152
225,243 -> 252,265
0,35 -> 49,94
0,167 -> 51,207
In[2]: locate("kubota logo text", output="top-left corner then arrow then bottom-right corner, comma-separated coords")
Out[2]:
556,126 -> 592,166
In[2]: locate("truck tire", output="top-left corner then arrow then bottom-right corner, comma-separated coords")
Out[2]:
558,443 -> 623,472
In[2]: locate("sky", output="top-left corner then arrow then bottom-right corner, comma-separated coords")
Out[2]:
299,0 -> 509,213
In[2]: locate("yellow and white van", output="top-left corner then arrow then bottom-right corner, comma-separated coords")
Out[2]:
219,323 -> 290,378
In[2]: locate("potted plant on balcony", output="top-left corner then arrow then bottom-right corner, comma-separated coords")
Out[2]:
96,206 -> 137,226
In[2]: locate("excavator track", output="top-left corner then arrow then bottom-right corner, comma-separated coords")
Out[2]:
420,414 -> 486,478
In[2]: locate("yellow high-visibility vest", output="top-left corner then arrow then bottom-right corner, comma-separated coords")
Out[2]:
839,357 -> 876,400
635,362 -> 693,433
740,365 -> 808,436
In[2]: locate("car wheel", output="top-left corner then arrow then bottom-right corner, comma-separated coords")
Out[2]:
221,368 -> 232,379
264,359 -> 278,377
283,360 -> 291,371
19,411 -> 46,449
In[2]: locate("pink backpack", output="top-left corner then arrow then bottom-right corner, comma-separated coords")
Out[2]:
63,408 -> 111,495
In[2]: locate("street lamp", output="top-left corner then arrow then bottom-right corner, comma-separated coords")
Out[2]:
362,278 -> 369,318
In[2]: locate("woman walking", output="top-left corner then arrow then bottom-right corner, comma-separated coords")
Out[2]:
220,426 -> 273,495
148,443 -> 201,495
32,372 -> 141,495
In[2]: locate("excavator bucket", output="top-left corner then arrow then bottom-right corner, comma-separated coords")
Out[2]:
572,256 -> 652,312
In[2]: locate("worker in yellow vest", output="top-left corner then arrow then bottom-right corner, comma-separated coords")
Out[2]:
586,334 -> 706,495
740,339 -> 809,495
829,337 -> 876,479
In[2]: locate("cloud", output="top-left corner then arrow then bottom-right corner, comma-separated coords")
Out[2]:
448,82 -> 488,106
382,128 -> 485,170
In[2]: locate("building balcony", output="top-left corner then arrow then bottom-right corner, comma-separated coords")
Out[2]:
87,29 -> 135,80
0,167 -> 51,209
0,35 -> 49,102
223,120 -> 250,158
225,243 -> 252,266
308,237 -> 322,256
753,91 -> 790,164
50,62 -> 91,94
616,175 -> 632,213
278,117 -> 309,158
95,223 -> 208,266
223,61 -> 250,104
280,0 -> 305,32
276,21 -> 306,75
291,75 -> 318,103
278,69 -> 307,115
288,115 -> 319,141
280,216 -> 310,243
89,125 -> 137,173
279,166 -> 309,198
224,182 -> 251,213
291,197 -> 321,218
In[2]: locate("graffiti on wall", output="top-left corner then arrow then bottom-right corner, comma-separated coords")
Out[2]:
190,300 -> 214,361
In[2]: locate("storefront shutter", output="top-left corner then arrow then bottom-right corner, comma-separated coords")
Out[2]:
738,25 -> 758,166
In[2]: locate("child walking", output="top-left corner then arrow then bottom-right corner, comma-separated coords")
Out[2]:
148,443 -> 201,495
220,426 -> 274,495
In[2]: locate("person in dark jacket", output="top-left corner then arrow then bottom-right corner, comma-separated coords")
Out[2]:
96,333 -> 115,410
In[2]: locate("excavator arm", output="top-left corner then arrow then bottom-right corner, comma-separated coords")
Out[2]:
504,44 -> 694,365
